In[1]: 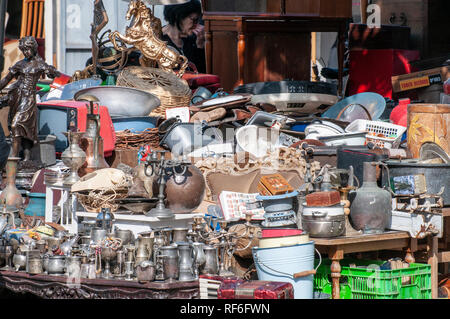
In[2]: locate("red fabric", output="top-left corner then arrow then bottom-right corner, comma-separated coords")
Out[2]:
38,100 -> 116,156
348,49 -> 420,99
182,71 -> 221,93
218,279 -> 294,299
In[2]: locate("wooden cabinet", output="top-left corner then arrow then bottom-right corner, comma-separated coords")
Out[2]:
201,0 -> 352,18
372,0 -> 450,59
204,16 -> 311,92
204,15 -> 349,93
201,0 -> 351,93
267,0 -> 352,18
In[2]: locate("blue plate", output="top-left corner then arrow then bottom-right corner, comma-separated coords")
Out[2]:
112,116 -> 160,133
321,92 -> 386,121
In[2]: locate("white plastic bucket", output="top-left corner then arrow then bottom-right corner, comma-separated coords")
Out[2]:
252,241 -> 320,299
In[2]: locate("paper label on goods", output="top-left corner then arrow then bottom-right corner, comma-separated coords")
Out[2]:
399,76 -> 430,91
165,107 -> 190,122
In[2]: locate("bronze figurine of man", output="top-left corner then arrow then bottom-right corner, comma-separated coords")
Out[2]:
0,36 -> 60,161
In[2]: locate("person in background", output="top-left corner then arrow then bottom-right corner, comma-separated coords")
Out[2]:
162,0 -> 206,73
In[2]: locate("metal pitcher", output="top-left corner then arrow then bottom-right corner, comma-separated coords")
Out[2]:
177,243 -> 196,282
192,242 -> 206,278
136,234 -> 154,263
203,245 -> 219,275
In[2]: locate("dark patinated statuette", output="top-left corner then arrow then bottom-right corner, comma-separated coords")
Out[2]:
0,36 -> 61,161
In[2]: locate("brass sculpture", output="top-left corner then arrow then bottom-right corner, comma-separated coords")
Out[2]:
110,0 -> 188,77
0,36 -> 60,161
72,0 -> 129,82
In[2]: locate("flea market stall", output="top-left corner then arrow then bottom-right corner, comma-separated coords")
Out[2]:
0,0 -> 449,300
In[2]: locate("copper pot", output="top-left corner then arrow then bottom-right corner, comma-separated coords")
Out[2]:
153,164 -> 205,214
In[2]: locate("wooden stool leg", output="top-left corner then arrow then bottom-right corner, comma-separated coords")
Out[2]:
329,247 -> 343,299
427,236 -> 438,299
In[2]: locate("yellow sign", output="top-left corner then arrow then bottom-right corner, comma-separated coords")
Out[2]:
399,75 -> 430,91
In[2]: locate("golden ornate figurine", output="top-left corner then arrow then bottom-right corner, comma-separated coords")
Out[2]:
110,0 -> 188,77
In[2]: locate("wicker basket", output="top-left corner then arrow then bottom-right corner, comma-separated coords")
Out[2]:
115,128 -> 160,149
117,66 -> 192,116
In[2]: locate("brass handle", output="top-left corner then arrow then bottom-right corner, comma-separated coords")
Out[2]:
293,269 -> 316,278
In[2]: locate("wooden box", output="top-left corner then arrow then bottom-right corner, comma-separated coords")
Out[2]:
259,174 -> 294,195
391,66 -> 450,94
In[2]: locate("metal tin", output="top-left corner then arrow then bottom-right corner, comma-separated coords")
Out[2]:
301,214 -> 346,238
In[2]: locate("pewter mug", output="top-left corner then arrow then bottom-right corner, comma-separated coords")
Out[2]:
136,260 -> 156,282
157,245 -> 178,259
114,228 -> 134,246
203,245 -> 219,275
80,236 -> 91,245
80,263 -> 90,279
66,256 -> 82,277
136,233 -> 154,260
28,257 -> 43,274
162,255 -> 178,282
177,243 -> 197,282
192,242 -> 206,277
90,227 -> 107,245
172,228 -> 188,243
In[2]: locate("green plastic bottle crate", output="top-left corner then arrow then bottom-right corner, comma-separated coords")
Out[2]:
313,259 -> 431,299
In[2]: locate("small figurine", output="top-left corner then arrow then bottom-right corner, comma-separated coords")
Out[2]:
0,36 -> 61,161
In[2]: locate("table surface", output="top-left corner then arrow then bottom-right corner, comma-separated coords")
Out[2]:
313,231 -> 411,246
0,270 -> 199,299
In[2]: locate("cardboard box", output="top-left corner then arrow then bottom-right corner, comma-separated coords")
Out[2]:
392,66 -> 450,93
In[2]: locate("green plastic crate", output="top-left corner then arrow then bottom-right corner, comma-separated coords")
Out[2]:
313,259 -> 431,299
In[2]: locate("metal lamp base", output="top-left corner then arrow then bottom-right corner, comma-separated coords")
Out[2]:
145,206 -> 175,219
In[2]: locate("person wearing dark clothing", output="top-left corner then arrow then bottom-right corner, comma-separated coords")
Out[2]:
162,0 -> 206,73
